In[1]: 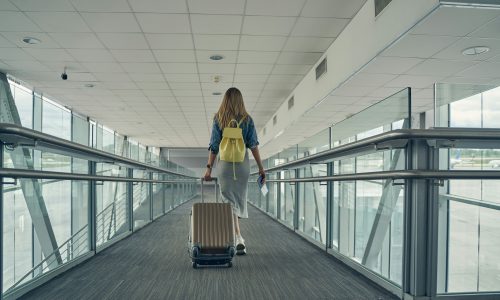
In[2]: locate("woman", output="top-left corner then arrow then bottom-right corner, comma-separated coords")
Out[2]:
204,87 -> 266,255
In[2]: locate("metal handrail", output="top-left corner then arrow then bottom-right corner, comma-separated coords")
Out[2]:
0,168 -> 198,183
252,128 -> 500,174
261,170 -> 500,183
0,123 -> 195,178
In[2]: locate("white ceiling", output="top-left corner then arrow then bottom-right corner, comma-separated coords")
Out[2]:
0,0 -> 366,147
260,3 -> 500,157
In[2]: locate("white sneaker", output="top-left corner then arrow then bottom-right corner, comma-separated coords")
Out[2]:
236,235 -> 246,255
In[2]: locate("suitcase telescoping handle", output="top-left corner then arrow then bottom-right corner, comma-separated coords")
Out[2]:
200,177 -> 218,203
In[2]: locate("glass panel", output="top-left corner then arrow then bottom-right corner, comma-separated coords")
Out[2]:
9,82 -> 33,128
133,170 -> 151,229
96,164 -> 129,247
298,128 -> 330,158
267,173 -> 278,216
435,83 -> 497,127
2,179 -> 89,292
102,127 -> 114,154
279,170 -> 294,227
331,88 -> 410,145
436,83 -> 500,293
298,164 -> 327,243
153,174 -> 163,219
42,99 -> 71,140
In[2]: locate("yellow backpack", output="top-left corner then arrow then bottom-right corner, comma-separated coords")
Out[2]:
220,119 -> 246,180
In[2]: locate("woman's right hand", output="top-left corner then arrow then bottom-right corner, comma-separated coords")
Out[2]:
203,168 -> 212,181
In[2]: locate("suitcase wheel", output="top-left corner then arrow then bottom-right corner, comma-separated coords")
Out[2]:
229,246 -> 236,257
227,261 -> 233,268
192,262 -> 198,269
192,246 -> 200,258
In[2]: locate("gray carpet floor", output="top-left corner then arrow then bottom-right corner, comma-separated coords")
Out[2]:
21,190 -> 398,300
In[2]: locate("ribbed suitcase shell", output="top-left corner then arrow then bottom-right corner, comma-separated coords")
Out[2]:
191,202 -> 234,252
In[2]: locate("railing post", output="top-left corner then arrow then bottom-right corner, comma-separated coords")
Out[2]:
294,168 -> 299,231
162,175 -> 166,215
404,138 -> 436,298
326,162 -> 334,250
148,172 -> 154,221
276,171 -> 281,220
88,161 -> 96,254
127,168 -> 134,232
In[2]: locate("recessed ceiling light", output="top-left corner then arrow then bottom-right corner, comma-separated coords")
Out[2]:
84,83 -> 95,88
22,37 -> 41,45
462,46 -> 489,56
209,54 -> 224,61
212,92 -> 222,96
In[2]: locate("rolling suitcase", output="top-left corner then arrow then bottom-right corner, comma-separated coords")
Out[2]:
188,178 -> 236,268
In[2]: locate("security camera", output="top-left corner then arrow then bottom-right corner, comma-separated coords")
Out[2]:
61,67 -> 68,80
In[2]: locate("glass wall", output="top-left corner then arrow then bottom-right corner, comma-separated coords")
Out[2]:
248,88 -> 410,287
435,83 -> 500,293
2,76 -> 197,295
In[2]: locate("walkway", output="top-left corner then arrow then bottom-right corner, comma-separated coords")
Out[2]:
22,188 -> 397,300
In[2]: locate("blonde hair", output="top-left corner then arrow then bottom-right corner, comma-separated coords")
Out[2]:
216,87 -> 249,128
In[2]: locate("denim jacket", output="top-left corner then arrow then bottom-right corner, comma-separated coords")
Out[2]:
208,116 -> 259,154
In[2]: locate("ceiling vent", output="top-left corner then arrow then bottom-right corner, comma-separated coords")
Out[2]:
288,96 -> 294,110
375,0 -> 393,16
273,115 -> 277,126
315,57 -> 327,80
